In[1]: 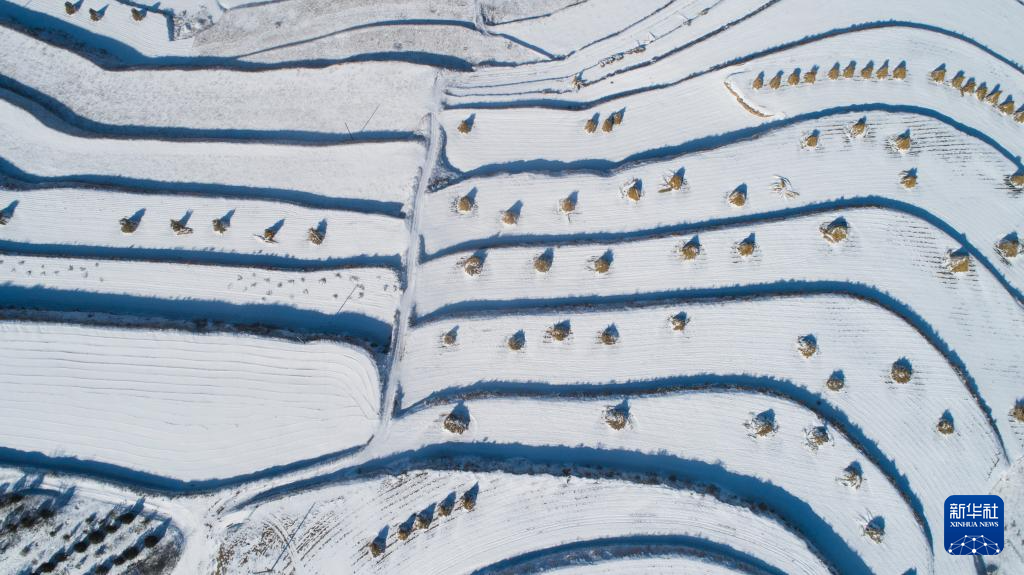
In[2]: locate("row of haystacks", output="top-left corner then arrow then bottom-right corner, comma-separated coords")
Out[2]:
931,65 -> 1024,122
752,60 -> 907,90
111,210 -> 329,245
64,2 -> 148,22
441,314 -> 689,352
368,486 -> 478,558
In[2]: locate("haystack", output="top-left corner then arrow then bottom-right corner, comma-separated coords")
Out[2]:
750,411 -> 776,437
601,116 -> 615,132
670,312 -> 688,331
456,194 -> 474,214
900,169 -> 917,189
507,330 -> 525,350
624,179 -> 642,202
368,539 -> 384,558
839,464 -> 863,489
131,8 -> 145,21
736,235 -> 756,256
875,61 -> 889,79
548,321 -> 572,341
89,7 -> 102,20
768,71 -> 782,89
307,227 -> 325,245
807,425 -> 830,447
457,118 -> 473,134
436,498 -> 454,517
996,235 -> 1020,258
441,328 -> 457,346
843,61 -> 856,78
797,334 -> 817,358
261,227 -> 278,243
397,523 -> 412,541
860,62 -> 874,79
803,132 -> 819,149
170,219 -> 193,235
827,63 -> 840,80
593,252 -> 612,273
64,2 -> 77,15
659,173 -> 684,193
559,195 -> 577,214
821,217 -> 848,243
460,490 -> 476,511
1011,171 -> 1024,189
533,251 -> 553,273
1011,402 -> 1024,423
803,66 -> 817,84
826,371 -> 845,391
961,78 -> 976,95
787,69 -> 800,86
893,132 -> 912,152
893,61 -> 907,80
585,116 -> 598,133
1015,109 -> 1024,123
600,325 -> 619,345
975,82 -> 989,101
850,117 -> 867,138
752,72 -> 764,90
501,209 -> 519,226
936,415 -> 955,435
462,255 -> 483,276
612,111 -> 623,126
929,66 -> 945,83
863,520 -> 885,543
947,250 -> 970,273
890,360 -> 913,384
604,404 -> 628,430
987,89 -> 1003,106
950,71 -> 965,89
415,510 -> 432,530
679,237 -> 701,260
119,217 -> 139,234
998,96 -> 1016,114
727,186 -> 746,207
212,217 -> 228,234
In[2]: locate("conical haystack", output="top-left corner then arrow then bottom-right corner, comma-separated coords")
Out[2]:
827,63 -> 840,80
728,186 -> 746,207
850,117 -> 867,138
659,173 -> 684,193
860,62 -> 874,79
936,415 -> 954,435
624,179 -> 642,202
900,170 -> 917,189
975,82 -> 989,101
501,209 -> 518,226
456,195 -> 474,214
821,218 -> 848,243
170,219 -> 193,235
599,325 -> 619,345
441,328 -> 457,346
368,539 -> 384,558
585,116 -> 598,133
875,61 -> 889,79
1011,402 -> 1024,423
803,67 -> 818,83
986,89 -> 1002,105
750,411 -> 776,437
768,71 -> 782,89
929,66 -> 945,83
736,235 -> 756,256
890,360 -> 913,384
533,251 -> 553,272
807,425 -> 830,447
64,2 -> 77,15
787,69 -> 800,86
998,97 -> 1016,114
826,371 -> 845,391
457,118 -> 473,134
507,330 -> 525,351
803,132 -> 819,148
559,195 -> 577,214
996,235 -> 1019,258
611,111 -> 623,126
443,410 -> 469,434
462,255 -> 483,276
797,335 -> 817,358
548,322 -> 572,341
950,71 -> 965,89
593,253 -> 612,273
863,520 -> 885,543
892,61 -> 907,79
119,217 -> 139,234
893,132 -> 912,152
752,72 -> 764,89
601,116 -> 615,132
89,7 -> 102,20
1010,171 -> 1024,189
262,227 -> 278,243
961,78 -> 976,95
947,250 -> 970,273
307,227 -> 325,245
670,311 -> 688,331
679,237 -> 701,260
131,8 -> 145,21
461,490 -> 476,511
212,218 -> 228,234
604,404 -> 628,430
843,61 -> 856,78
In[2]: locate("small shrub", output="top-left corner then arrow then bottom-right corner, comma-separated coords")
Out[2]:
826,370 -> 845,391
797,334 -> 817,358
1010,402 -> 1024,422
261,227 -> 278,243
771,175 -> 798,199
457,118 -> 473,134
443,408 -> 469,434
891,359 -> 913,384
749,410 -> 777,437
659,173 -> 684,193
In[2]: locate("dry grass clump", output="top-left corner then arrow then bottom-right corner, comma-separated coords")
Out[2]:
803,66 -> 818,84
752,72 -> 764,89
728,185 -> 747,207
850,117 -> 867,138
893,131 -> 912,152
212,217 -> 228,234
947,249 -> 970,273
170,218 -> 193,235
507,330 -> 525,351
559,194 -> 577,214
679,236 -> 701,260
548,321 -> 572,341
843,61 -> 856,78
307,227 -> 325,245
803,131 -> 819,149
604,403 -> 629,430
875,61 -> 889,79
670,311 -> 688,331
533,250 -> 553,272
64,2 -> 77,15
89,7 -> 103,21
1009,171 -> 1024,189
860,61 -> 874,79
863,518 -> 885,543
457,117 -> 473,134
930,65 -> 946,83
736,234 -> 756,256
119,216 -> 139,234
839,464 -> 863,489
768,71 -> 783,90
441,327 -> 457,346
797,334 -> 817,358
900,169 -> 917,189
443,408 -> 469,433
749,410 -> 777,437
592,252 -> 612,273
826,370 -> 845,392
821,217 -> 848,243
893,61 -> 907,79
890,359 -> 913,384
131,8 -> 145,21
456,194 -> 474,214
828,63 -> 840,80
659,173 -> 684,193
501,208 -> 519,226
787,69 -> 800,86
462,254 -> 484,276
807,425 -> 830,448
624,179 -> 642,202
996,234 -> 1019,259
936,414 -> 955,435
1011,401 -> 1024,422
600,325 -> 619,345
585,115 -> 599,133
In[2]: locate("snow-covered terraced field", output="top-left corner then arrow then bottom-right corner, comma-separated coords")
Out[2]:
1,1 -> 1021,574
